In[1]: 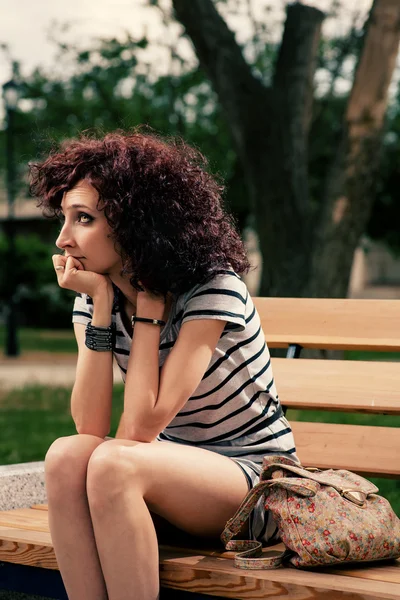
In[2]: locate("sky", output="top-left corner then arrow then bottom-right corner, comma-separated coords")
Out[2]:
0,0 -> 371,82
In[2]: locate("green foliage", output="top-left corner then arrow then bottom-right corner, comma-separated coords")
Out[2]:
0,233 -> 53,297
0,1 -> 398,253
0,233 -> 74,328
366,125 -> 400,255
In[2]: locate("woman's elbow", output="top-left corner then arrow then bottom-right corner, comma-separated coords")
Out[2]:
75,420 -> 110,439
125,418 -> 164,443
124,425 -> 156,443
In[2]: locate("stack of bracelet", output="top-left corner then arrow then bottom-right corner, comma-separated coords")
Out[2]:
85,322 -> 115,351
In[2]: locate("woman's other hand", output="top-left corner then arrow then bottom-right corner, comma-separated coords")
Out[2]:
52,254 -> 113,304
137,288 -> 167,321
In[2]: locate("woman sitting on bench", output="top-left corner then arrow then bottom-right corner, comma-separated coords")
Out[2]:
30,129 -> 298,600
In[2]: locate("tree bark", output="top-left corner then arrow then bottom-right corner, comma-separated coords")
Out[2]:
173,0 -> 324,296
254,3 -> 324,296
309,0 -> 400,297
172,0 -> 400,299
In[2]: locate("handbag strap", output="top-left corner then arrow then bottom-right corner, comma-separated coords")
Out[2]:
225,539 -> 288,569
221,480 -> 270,544
221,479 -> 289,569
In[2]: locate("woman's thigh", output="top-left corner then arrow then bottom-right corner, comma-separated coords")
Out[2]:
87,439 -> 249,539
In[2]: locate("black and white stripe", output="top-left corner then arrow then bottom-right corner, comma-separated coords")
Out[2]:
72,271 -> 298,545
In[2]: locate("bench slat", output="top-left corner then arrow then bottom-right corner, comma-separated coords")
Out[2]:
0,508 -> 49,532
254,298 -> 400,351
265,334 -> 400,352
159,548 -> 400,599
292,422 -> 400,477
321,562 -> 400,584
272,358 -> 400,414
1,509 -> 400,599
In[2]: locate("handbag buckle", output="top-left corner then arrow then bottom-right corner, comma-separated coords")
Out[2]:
341,489 -> 367,507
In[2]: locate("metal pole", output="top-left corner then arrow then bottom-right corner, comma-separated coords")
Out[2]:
5,105 -> 19,356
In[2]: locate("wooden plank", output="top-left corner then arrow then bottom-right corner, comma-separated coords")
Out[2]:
159,547 -> 400,600
254,298 -> 400,351
291,422 -> 400,477
263,334 -> 400,352
0,508 -> 49,532
0,526 -> 56,569
0,509 -> 399,599
320,561 -> 400,584
272,358 -> 400,414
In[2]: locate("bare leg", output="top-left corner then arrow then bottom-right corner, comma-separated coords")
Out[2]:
86,439 -> 249,600
44,434 -> 109,600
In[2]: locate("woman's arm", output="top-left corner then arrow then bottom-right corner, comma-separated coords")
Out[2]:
123,291 -> 225,441
71,291 -> 114,438
53,254 -> 116,439
123,291 -> 165,441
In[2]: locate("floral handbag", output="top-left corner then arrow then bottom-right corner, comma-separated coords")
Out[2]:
221,455 -> 400,569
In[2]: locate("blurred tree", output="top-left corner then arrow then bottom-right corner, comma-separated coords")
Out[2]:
1,0 -> 400,300
171,0 -> 400,296
0,233 -> 74,327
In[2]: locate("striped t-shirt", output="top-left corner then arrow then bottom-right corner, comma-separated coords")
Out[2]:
72,269 -> 298,483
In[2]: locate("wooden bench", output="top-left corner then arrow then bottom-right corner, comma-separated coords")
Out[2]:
0,298 -> 399,599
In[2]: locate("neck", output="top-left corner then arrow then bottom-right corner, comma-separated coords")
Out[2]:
109,270 -> 138,309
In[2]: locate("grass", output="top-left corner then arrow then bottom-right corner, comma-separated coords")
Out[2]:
0,326 -> 76,354
0,384 -> 125,464
2,325 -> 400,360
345,350 -> 400,361
0,383 -> 398,516
0,328 -> 399,516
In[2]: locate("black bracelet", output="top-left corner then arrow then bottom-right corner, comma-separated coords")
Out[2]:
85,322 -> 115,352
131,316 -> 166,327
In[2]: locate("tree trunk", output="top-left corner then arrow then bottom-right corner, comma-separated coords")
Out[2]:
172,0 -> 400,298
254,4 -> 324,296
309,0 -> 400,297
173,0 -> 324,296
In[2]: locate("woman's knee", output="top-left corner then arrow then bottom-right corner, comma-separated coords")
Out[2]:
86,440 -> 144,509
45,434 -> 106,495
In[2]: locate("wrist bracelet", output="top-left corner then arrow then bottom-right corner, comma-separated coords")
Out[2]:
85,322 -> 115,352
131,316 -> 166,327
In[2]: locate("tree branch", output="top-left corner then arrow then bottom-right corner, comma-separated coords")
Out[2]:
172,0 -> 266,150
271,3 -> 325,214
273,3 -> 325,147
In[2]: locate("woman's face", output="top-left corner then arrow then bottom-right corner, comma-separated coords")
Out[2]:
56,179 -> 122,275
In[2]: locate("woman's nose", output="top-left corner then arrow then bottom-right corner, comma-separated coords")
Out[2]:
55,223 -> 75,250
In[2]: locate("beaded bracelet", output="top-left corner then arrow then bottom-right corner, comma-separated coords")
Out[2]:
85,322 -> 115,352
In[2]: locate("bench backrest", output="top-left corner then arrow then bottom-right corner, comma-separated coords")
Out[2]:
254,297 -> 400,351
253,298 -> 400,479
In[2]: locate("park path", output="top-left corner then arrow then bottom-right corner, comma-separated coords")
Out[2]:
0,353 -> 122,390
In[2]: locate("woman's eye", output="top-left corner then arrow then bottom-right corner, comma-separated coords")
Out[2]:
78,213 -> 92,224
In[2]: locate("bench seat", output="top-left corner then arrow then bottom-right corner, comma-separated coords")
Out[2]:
0,505 -> 399,600
1,297 -> 399,599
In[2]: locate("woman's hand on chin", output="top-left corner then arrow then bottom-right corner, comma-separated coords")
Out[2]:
52,254 -> 113,303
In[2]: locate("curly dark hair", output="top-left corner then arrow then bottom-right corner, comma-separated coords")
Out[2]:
29,129 -> 251,296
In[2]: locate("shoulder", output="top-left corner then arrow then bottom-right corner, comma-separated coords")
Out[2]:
178,269 -> 248,332
185,269 -> 247,304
